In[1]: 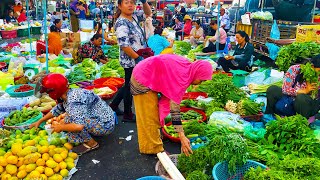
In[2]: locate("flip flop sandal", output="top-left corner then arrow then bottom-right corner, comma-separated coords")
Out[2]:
72,143 -> 100,155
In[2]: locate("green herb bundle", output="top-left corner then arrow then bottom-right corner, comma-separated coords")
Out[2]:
244,155 -> 320,180
301,62 -> 320,99
173,41 -> 192,56
187,45 -> 204,61
237,99 -> 262,116
260,115 -> 320,159
275,42 -> 320,71
196,73 -> 244,105
186,170 -> 210,180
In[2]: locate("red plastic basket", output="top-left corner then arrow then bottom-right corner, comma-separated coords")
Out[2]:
162,122 -> 181,143
0,30 -> 17,39
85,84 -> 118,100
161,108 -> 207,143
182,92 -> 208,100
180,107 -> 207,123
14,75 -> 23,82
0,62 -> 6,70
93,77 -> 125,89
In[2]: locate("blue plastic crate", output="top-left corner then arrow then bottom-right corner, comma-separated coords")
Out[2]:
136,176 -> 165,180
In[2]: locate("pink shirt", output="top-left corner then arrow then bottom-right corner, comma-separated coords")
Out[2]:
209,28 -> 227,44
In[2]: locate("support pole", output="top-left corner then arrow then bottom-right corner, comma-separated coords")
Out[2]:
216,1 -> 220,52
43,0 -> 49,73
26,0 -> 33,54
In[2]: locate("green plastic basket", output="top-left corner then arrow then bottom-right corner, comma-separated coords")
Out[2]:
3,111 -> 43,131
31,26 -> 41,35
5,84 -> 36,97
17,28 -> 29,37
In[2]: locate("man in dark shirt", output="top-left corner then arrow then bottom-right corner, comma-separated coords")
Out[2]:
180,5 -> 186,17
6,10 -> 17,24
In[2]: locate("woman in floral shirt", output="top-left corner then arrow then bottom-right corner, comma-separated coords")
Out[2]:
31,74 -> 116,155
266,55 -> 320,119
109,0 -> 152,122
78,34 -> 108,64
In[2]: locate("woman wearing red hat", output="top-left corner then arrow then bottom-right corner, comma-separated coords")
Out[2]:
30,73 -> 116,155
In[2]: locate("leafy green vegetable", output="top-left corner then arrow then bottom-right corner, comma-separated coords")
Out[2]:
186,170 -> 210,180
183,120 -> 206,136
100,59 -> 125,78
301,62 -> 320,99
244,155 -> 320,180
196,73 -> 245,105
237,99 -> 262,116
259,115 -> 320,159
181,110 -> 203,121
174,41 -> 192,56
187,45 -> 204,61
107,45 -> 120,59
275,42 -> 320,71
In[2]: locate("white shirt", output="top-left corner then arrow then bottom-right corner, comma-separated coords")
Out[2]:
220,13 -> 230,30
190,27 -> 204,38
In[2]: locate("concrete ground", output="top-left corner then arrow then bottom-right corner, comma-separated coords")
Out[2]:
71,102 -> 181,180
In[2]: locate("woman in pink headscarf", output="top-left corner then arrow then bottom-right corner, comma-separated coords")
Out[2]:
131,54 -> 213,155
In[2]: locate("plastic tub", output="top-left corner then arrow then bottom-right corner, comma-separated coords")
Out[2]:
5,84 -> 36,97
17,28 -> 29,37
0,30 -> 17,39
31,26 -> 41,35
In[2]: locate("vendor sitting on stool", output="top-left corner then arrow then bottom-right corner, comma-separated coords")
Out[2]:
30,73 -> 116,155
189,19 -> 204,47
217,31 -> 253,72
265,55 -> 320,119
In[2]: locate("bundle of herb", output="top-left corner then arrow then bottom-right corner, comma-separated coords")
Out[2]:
275,42 -> 320,71
301,62 -> 320,99
186,170 -> 210,180
174,41 -> 192,55
260,115 -> 320,158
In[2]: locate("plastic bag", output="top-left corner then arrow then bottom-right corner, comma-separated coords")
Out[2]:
208,111 -> 252,132
245,71 -> 267,85
267,20 -> 281,60
243,126 -> 266,142
8,61 -> 24,77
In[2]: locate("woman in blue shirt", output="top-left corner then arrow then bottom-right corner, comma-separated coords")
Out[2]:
148,26 -> 173,55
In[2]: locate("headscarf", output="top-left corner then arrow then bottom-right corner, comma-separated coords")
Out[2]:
70,0 -> 79,12
132,54 -> 213,125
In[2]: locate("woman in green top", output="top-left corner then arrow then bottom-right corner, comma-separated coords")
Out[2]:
217,31 -> 254,72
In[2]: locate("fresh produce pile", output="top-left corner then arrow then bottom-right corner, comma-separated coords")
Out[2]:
244,115 -> 320,178
275,42 -> 320,71
106,45 -> 120,59
46,113 -> 65,125
92,86 -> 115,96
187,45 -> 203,61
194,73 -> 246,105
301,62 -> 320,99
4,108 -> 41,126
248,81 -> 283,94
75,81 -> 93,89
100,59 -> 125,78
0,128 -> 77,180
173,41 -> 192,56
177,127 -> 248,178
27,95 -> 56,112
236,99 -> 262,116
67,58 -> 97,83
181,110 -> 203,121
163,120 -> 206,138
14,76 -> 29,85
14,85 -> 34,92
101,78 -> 124,87
30,71 -> 46,84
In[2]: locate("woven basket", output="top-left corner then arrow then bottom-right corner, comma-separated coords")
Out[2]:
155,154 -> 181,180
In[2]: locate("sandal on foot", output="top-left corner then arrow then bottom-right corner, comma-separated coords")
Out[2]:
72,143 -> 99,155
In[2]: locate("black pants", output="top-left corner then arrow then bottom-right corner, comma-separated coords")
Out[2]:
175,31 -> 186,39
266,85 -> 320,118
110,67 -> 133,114
217,57 -> 249,73
202,42 -> 225,53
